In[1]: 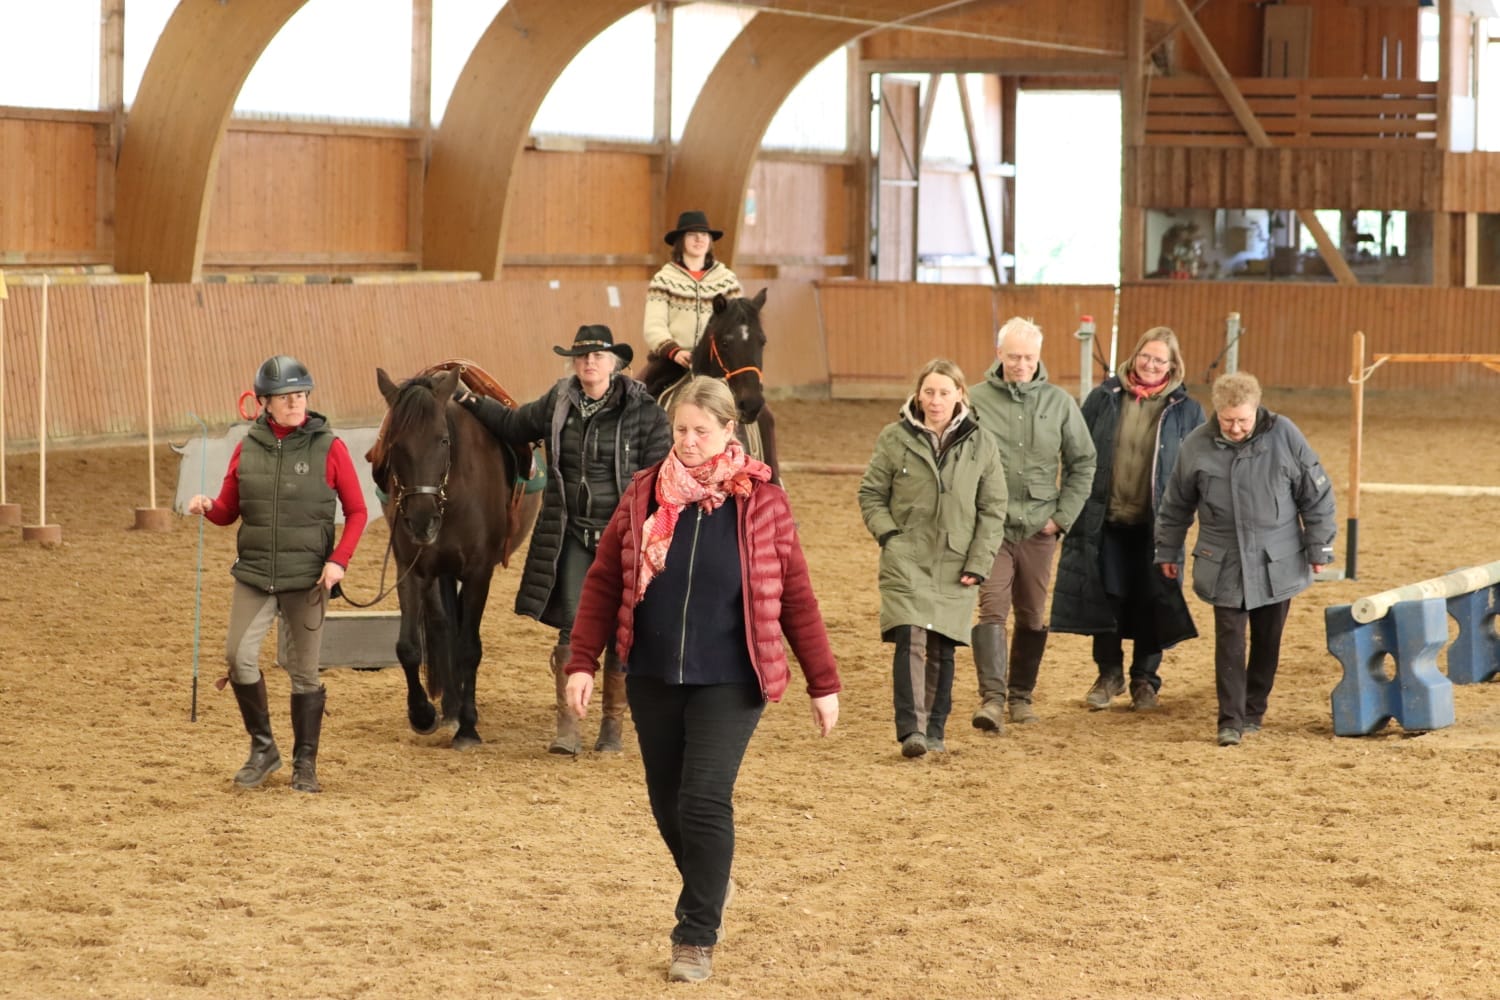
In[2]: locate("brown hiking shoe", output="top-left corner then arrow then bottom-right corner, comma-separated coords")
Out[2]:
1129,682 -> 1159,711
1008,700 -> 1038,725
971,700 -> 1006,733
900,733 -> 928,758
1085,675 -> 1125,710
668,944 -> 714,983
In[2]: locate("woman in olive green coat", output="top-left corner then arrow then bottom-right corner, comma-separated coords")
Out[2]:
859,359 -> 1008,758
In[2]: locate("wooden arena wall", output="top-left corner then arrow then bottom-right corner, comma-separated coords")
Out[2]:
0,114 -> 853,281
0,278 -> 827,444
5,279 -> 1500,444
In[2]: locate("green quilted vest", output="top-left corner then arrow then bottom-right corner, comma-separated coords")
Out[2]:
231,414 -> 337,593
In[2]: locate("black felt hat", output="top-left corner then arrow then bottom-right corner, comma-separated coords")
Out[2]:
553,324 -> 633,366
663,210 -> 723,246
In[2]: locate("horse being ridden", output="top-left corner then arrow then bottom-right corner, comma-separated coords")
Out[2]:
374,367 -> 539,749
642,288 -> 778,481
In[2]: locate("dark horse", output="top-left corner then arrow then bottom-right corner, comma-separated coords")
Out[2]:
640,287 -> 778,480
374,367 -> 540,750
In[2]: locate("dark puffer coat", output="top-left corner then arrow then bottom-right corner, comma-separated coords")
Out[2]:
463,375 -> 670,627
1050,378 -> 1203,640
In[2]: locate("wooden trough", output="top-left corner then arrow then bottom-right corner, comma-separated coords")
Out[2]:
277,610 -> 402,670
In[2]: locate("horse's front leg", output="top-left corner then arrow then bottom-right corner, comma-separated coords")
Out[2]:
426,574 -> 459,732
451,570 -> 494,751
395,571 -> 438,735
756,404 -> 780,485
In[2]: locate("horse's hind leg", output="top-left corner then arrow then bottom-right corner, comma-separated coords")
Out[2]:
450,572 -> 493,751
396,574 -> 439,735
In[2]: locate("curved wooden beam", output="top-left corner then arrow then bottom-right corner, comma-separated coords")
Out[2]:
116,0 -> 308,282
667,14 -> 864,265
422,0 -> 642,278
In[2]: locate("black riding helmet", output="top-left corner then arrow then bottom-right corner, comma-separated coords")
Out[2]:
254,355 -> 315,397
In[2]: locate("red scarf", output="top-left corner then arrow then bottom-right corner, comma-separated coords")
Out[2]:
637,439 -> 772,600
1125,370 -> 1169,402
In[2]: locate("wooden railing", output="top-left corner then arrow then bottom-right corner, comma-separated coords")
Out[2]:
1145,76 -> 1437,149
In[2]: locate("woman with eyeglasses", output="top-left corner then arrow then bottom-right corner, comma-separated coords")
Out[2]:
1050,327 -> 1205,713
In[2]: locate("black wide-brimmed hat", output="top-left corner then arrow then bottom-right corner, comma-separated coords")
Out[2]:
663,210 -> 723,246
553,324 -> 633,366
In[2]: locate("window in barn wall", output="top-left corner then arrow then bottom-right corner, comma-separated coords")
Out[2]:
431,0 -> 505,124
1014,90 -> 1121,285
235,0 -> 411,123
1480,17 -> 1500,152
671,2 -> 845,150
530,8 -> 653,141
0,0 -> 98,110
1419,7 -> 1438,82
672,3 -> 753,141
762,47 -> 847,153
123,0 -> 175,106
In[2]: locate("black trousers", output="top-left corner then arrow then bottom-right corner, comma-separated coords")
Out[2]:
1092,521 -> 1164,689
549,533 -> 595,644
889,626 -> 955,742
1212,599 -> 1291,731
627,676 -> 764,947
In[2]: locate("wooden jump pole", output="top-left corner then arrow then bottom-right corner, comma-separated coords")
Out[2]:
133,272 -> 172,531
1352,559 -> 1500,624
23,275 -> 61,546
0,269 -> 17,527
1346,331 -> 1364,580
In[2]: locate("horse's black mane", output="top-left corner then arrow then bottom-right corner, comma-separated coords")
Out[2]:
387,376 -> 445,442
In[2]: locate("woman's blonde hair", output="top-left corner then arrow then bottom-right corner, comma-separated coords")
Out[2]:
1211,371 -> 1262,411
670,375 -> 737,428
913,358 -> 969,405
1131,326 -> 1185,381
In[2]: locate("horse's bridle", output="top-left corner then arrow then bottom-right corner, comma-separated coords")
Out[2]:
388,445 -> 452,518
707,328 -> 764,385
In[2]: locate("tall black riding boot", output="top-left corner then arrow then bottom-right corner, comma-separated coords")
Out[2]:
229,677 -> 282,787
290,686 -> 327,793
1007,626 -> 1050,724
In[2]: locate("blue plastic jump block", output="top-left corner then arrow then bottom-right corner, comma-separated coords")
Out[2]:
1445,584 -> 1500,684
1327,599 -> 1455,736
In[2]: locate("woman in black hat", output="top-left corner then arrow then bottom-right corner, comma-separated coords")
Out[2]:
456,325 -> 671,756
644,210 -> 742,370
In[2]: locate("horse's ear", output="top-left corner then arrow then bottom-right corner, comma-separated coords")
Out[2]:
432,368 -> 460,403
751,287 -> 767,309
712,293 -> 729,314
377,368 -> 400,405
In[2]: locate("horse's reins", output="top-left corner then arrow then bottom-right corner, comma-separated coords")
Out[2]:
316,442 -> 453,620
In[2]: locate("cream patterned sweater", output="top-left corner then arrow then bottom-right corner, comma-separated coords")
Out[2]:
643,261 -> 742,358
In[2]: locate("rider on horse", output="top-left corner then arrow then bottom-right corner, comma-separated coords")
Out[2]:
644,210 -> 741,381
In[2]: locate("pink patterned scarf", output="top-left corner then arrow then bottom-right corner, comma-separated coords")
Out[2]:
637,439 -> 772,600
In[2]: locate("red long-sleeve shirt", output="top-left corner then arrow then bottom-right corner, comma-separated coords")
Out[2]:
204,421 -> 368,568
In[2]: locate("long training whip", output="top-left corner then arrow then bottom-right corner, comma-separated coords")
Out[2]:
188,412 -> 207,722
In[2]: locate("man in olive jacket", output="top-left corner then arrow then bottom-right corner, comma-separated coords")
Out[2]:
967,317 -> 1097,728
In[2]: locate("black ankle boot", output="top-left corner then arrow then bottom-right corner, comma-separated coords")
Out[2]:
230,677 -> 282,787
290,686 -> 327,793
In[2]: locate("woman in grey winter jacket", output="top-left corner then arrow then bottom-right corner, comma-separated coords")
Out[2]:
1050,327 -> 1204,713
460,325 -> 671,756
1154,372 -> 1336,747
859,359 -> 1007,758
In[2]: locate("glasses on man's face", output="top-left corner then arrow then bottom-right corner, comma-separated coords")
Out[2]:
1136,354 -> 1171,369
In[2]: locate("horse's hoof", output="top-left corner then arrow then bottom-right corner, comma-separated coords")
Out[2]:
408,705 -> 440,735
452,734 -> 482,752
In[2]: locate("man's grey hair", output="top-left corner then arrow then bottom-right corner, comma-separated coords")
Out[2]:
995,316 -> 1044,351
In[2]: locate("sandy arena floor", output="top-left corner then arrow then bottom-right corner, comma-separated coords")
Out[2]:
4,389 -> 1500,1000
